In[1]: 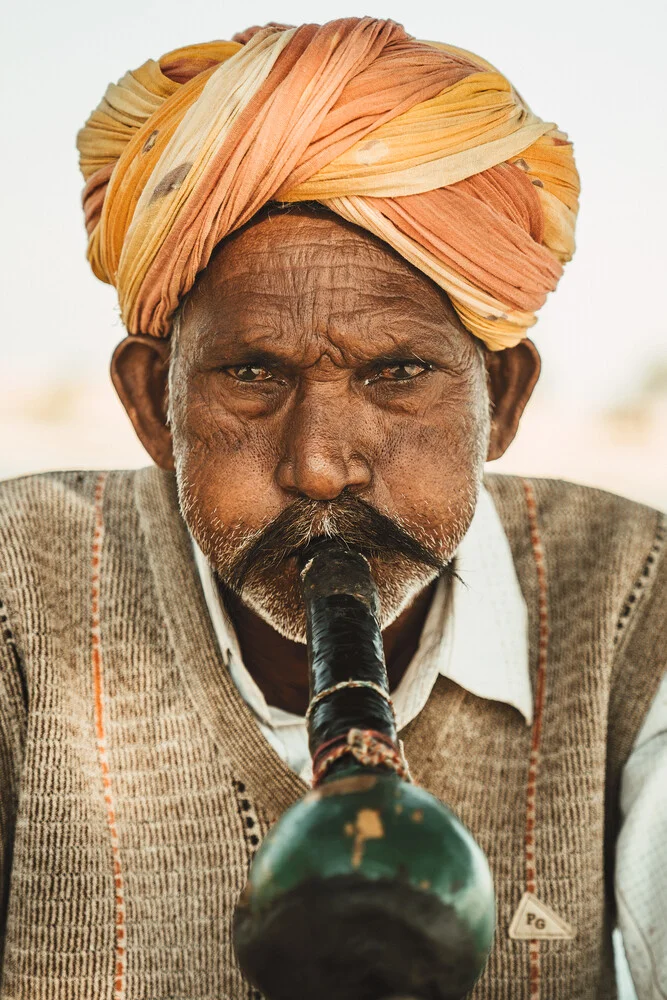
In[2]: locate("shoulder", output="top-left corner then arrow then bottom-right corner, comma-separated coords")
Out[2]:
0,468 -> 167,696
0,468 -> 142,551
485,473 -> 666,653
0,468 -> 150,618
487,475 -> 667,760
485,473 -> 663,540
0,470 -> 99,578
485,473 -> 664,582
0,469 -> 97,518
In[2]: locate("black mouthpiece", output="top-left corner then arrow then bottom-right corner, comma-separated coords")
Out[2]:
299,540 -> 396,756
299,540 -> 381,618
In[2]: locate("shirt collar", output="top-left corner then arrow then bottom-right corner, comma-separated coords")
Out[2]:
441,484 -> 532,724
192,483 -> 532,730
193,540 -> 274,727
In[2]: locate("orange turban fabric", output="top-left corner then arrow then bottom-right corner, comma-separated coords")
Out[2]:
77,18 -> 579,350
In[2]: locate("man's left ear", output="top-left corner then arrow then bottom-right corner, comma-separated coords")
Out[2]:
485,338 -> 541,461
110,334 -> 175,471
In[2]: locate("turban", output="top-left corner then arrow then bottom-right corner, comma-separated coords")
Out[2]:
77,18 -> 579,350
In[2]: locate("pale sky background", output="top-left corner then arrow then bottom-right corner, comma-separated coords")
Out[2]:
1,0 -> 666,508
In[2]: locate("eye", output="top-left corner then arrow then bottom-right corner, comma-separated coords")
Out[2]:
366,361 -> 432,384
225,364 -> 274,383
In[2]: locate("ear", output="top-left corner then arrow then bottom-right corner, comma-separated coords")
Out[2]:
485,339 -> 541,461
111,335 -> 175,471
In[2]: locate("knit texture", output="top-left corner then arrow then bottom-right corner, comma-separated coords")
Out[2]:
0,467 -> 664,1000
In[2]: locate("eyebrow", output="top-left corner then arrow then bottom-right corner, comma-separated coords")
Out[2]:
206,340 -> 450,371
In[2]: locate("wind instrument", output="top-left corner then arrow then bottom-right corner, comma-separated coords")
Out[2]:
234,540 -> 495,1000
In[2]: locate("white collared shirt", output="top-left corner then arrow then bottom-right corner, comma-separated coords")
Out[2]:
193,486 -> 666,1000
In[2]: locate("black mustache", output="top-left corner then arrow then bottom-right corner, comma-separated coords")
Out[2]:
225,490 -> 446,595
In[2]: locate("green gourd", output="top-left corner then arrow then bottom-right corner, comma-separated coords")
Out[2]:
234,542 -> 495,1000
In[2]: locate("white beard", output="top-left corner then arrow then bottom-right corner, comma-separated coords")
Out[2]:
175,458 -> 475,643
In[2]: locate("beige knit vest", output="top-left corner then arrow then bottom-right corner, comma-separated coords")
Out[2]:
0,467 -> 664,1000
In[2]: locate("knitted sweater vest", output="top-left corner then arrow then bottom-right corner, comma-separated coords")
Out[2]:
0,468 -> 664,1000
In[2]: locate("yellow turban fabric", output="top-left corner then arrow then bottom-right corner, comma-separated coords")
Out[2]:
77,18 -> 579,350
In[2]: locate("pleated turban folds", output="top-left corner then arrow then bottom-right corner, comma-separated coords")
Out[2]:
77,18 -> 579,350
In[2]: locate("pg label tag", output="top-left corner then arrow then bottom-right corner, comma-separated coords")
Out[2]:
509,892 -> 575,940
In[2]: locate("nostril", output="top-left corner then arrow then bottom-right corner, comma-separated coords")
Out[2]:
276,448 -> 372,501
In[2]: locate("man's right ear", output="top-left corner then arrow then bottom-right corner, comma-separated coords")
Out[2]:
110,335 -> 175,471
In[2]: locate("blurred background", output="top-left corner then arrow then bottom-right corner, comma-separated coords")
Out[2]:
2,1 -> 665,995
2,0 -> 666,509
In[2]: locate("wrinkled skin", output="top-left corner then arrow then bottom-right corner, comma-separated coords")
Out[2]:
112,207 -> 540,713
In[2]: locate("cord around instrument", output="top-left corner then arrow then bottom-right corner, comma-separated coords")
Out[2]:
312,727 -> 412,787
304,679 -> 395,723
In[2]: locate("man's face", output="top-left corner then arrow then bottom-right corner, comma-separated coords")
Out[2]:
168,209 -> 491,641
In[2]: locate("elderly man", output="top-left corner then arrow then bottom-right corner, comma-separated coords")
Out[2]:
0,17 -> 664,1000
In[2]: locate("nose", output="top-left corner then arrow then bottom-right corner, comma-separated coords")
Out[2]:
276,390 -> 373,501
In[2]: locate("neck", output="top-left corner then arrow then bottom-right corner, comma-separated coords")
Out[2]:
222,579 -> 440,716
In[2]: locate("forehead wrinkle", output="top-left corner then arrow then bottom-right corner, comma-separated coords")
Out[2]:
183,225 -> 469,365
221,222 -> 406,269
214,316 -> 462,374
199,286 -> 442,343
199,257 -> 451,332
187,281 -> 466,368
203,217 -> 438,295
222,234 -> 394,260
201,254 -> 433,303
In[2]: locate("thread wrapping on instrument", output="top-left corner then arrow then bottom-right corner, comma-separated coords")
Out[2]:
305,679 -> 396,724
311,727 -> 412,787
